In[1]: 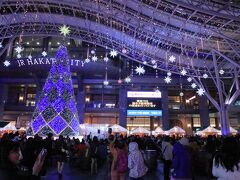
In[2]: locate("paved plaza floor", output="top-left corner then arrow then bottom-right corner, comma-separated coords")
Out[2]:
42,161 -> 210,180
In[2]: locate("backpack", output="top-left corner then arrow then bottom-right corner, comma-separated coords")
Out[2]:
116,150 -> 128,173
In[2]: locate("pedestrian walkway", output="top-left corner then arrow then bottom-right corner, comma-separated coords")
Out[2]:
42,161 -> 210,180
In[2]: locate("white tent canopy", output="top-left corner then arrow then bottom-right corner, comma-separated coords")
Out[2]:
217,127 -> 238,135
167,126 -> 186,135
3,122 -> 17,131
131,127 -> 150,134
230,127 -> 238,134
110,124 -> 128,133
154,127 -> 164,134
196,126 -> 219,136
201,126 -> 219,133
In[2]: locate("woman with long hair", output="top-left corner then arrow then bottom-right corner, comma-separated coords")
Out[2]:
0,140 -> 45,180
212,136 -> 240,179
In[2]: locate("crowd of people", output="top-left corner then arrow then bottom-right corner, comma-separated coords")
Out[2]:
0,131 -> 240,180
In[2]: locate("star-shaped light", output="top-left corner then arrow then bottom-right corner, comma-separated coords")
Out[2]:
143,61 -> 147,65
203,73 -> 208,79
191,83 -> 197,89
17,54 -> 21,59
169,55 -> 176,63
135,65 -> 145,75
197,88 -> 205,96
0,42 -> 2,48
103,56 -> 109,62
180,92 -> 184,97
219,69 -> 225,75
28,55 -> 32,60
180,68 -> 187,76
92,55 -> 98,62
151,60 -> 156,64
15,46 -> 23,54
187,77 -> 192,82
103,80 -> 109,86
167,71 -> 172,76
42,51 -> 47,57
110,49 -> 118,57
164,76 -> 172,84
59,25 -> 70,36
3,60 -> 10,67
125,76 -> 131,83
85,58 -> 90,63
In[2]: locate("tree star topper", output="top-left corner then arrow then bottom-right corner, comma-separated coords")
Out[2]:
59,25 -> 70,37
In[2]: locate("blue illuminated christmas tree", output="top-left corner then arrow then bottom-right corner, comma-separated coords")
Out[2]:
30,45 -> 80,136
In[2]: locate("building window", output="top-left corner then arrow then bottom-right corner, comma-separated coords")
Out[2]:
193,117 -> 201,127
210,118 -> 216,127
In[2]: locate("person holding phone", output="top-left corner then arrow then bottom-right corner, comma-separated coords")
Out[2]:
0,140 -> 46,180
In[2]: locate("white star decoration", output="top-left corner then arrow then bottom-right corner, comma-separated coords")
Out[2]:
42,51 -> 47,57
135,66 -> 145,75
103,56 -> 109,62
110,49 -> 118,57
3,60 -> 10,67
85,58 -> 90,63
203,73 -> 208,79
197,88 -> 205,96
92,55 -> 98,62
219,69 -> 225,75
125,76 -> 131,83
191,83 -> 197,89
180,69 -> 187,76
164,76 -> 172,84
187,77 -> 192,82
59,25 -> 70,36
15,46 -> 23,54
169,55 -> 176,63
28,55 -> 32,60
0,42 -> 2,48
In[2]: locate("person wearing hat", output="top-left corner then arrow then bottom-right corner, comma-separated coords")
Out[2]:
171,137 -> 192,180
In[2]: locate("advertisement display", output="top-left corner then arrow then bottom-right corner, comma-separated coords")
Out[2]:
127,91 -> 162,116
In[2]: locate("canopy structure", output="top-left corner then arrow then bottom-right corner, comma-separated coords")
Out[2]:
217,127 -> 238,135
79,123 -> 108,136
196,126 -> 220,136
3,122 -> 17,131
154,127 -> 164,134
131,127 -> 150,135
167,126 -> 186,135
110,124 -> 128,133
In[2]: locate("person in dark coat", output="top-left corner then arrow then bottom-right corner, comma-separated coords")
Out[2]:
171,137 -> 192,180
0,140 -> 45,180
55,135 -> 67,178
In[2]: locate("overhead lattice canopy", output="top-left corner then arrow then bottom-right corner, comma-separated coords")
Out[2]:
0,0 -> 239,77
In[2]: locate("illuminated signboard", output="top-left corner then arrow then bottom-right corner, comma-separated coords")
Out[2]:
127,91 -> 161,98
127,91 -> 162,116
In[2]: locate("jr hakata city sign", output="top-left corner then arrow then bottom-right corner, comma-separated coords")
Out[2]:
13,57 -> 87,67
